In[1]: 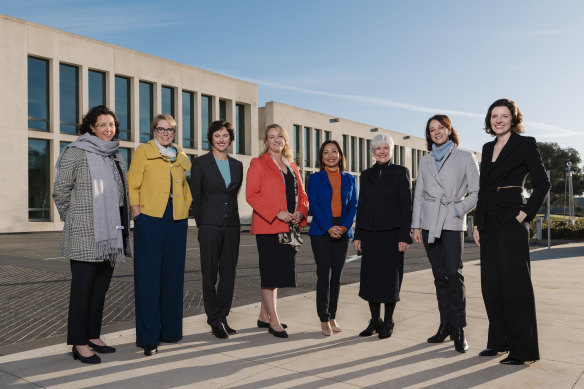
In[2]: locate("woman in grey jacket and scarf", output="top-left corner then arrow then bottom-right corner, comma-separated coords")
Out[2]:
411,115 -> 479,353
53,105 -> 132,364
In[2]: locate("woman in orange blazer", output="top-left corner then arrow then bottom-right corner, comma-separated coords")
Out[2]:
246,124 -> 309,338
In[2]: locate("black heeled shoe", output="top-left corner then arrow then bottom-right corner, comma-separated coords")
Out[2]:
378,320 -> 394,339
268,325 -> 288,338
88,340 -> 116,353
359,318 -> 381,337
479,348 -> 509,357
143,345 -> 158,356
212,323 -> 229,339
452,328 -> 469,353
500,356 -> 525,365
222,318 -> 237,335
72,346 -> 101,364
257,319 -> 287,329
427,322 -> 452,343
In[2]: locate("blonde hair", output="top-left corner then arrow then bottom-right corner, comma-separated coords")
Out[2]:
151,114 -> 177,131
262,124 -> 293,162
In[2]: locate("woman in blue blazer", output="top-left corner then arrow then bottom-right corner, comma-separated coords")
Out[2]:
308,140 -> 358,336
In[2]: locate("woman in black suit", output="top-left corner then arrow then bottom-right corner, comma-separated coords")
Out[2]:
191,120 -> 243,340
353,134 -> 412,340
473,98 -> 551,365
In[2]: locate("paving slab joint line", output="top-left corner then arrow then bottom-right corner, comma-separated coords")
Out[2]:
0,368 -> 43,388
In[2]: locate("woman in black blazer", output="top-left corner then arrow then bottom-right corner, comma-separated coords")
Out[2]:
353,134 -> 412,340
191,120 -> 243,339
473,98 -> 551,365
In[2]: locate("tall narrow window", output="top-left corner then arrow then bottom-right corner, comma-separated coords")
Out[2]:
28,139 -> 50,221
366,139 -> 371,168
59,141 -> 71,153
119,148 -> 131,172
411,149 -> 417,177
294,125 -> 301,164
236,103 -> 246,154
182,91 -> 194,148
60,64 -> 79,134
314,129 -> 321,168
139,81 -> 153,143
161,86 -> 175,116
304,127 -> 311,168
115,76 -> 131,141
394,145 -> 399,165
351,136 -> 357,172
359,138 -> 364,172
219,99 -> 227,121
88,70 -> 106,109
201,95 -> 212,150
343,135 -> 349,163
324,131 -> 331,141
28,57 -> 49,131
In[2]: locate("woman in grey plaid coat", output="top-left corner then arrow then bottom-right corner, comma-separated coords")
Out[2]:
53,105 -> 132,364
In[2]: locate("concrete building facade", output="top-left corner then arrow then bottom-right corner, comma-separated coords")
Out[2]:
1,14 -> 480,233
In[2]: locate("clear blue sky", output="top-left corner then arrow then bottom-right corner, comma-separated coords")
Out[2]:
3,0 -> 583,163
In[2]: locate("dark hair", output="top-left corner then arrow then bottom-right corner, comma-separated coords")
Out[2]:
207,120 -> 235,146
425,114 -> 460,151
79,105 -> 120,138
318,140 -> 346,171
484,98 -> 524,135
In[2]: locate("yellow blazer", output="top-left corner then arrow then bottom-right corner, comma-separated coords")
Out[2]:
128,140 -> 192,219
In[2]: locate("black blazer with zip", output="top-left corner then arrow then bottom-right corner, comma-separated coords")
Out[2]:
475,133 -> 551,230
190,151 -> 243,227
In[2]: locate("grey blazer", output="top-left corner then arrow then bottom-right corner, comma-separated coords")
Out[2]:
53,147 -> 132,262
411,146 -> 479,243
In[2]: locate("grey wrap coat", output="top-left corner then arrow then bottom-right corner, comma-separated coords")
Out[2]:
411,146 -> 479,243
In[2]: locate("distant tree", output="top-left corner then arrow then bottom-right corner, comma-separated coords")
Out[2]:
527,142 -> 584,204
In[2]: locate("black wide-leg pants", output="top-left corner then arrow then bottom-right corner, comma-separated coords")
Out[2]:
480,215 -> 539,361
422,229 -> 466,328
68,260 -> 114,345
198,224 -> 240,327
310,235 -> 349,322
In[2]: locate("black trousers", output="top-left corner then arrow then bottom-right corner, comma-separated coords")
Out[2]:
68,260 -> 114,345
480,215 -> 539,361
199,224 -> 240,327
310,235 -> 349,322
422,229 -> 466,328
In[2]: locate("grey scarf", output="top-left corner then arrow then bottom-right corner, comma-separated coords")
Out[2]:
56,133 -> 125,264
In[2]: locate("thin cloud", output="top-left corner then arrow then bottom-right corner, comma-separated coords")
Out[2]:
245,77 -> 583,138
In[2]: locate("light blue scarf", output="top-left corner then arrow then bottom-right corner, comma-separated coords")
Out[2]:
431,140 -> 453,171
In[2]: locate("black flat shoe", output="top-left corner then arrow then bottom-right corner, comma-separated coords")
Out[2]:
268,325 -> 288,338
500,356 -> 524,365
378,320 -> 394,339
88,340 -> 116,353
222,318 -> 237,335
72,346 -> 101,364
427,322 -> 452,343
452,328 -> 469,353
257,319 -> 287,329
359,318 -> 381,337
143,345 -> 158,356
212,323 -> 229,339
479,348 -> 509,357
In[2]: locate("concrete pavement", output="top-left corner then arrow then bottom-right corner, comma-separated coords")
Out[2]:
0,242 -> 582,388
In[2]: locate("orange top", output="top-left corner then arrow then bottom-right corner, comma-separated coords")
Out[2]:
326,167 -> 342,218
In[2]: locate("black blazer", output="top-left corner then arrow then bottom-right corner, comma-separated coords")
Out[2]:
475,133 -> 551,230
190,151 -> 243,227
355,162 -> 413,243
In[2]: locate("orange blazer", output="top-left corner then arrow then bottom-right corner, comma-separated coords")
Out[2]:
246,153 -> 309,235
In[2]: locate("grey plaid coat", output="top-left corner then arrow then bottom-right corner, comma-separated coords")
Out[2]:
53,147 -> 133,262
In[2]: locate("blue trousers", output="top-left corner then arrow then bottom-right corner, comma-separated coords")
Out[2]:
133,204 -> 187,346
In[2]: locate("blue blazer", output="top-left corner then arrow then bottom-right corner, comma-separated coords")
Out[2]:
307,169 -> 358,237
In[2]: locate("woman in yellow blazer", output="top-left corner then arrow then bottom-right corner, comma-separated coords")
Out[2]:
128,114 -> 192,356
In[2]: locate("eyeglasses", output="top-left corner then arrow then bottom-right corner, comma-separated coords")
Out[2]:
155,127 -> 176,134
96,123 -> 115,129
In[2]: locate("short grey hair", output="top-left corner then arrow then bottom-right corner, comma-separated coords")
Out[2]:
370,134 -> 395,159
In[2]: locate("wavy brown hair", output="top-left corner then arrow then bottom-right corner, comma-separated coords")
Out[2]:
484,98 -> 525,135
425,114 -> 459,151
79,105 -> 120,138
